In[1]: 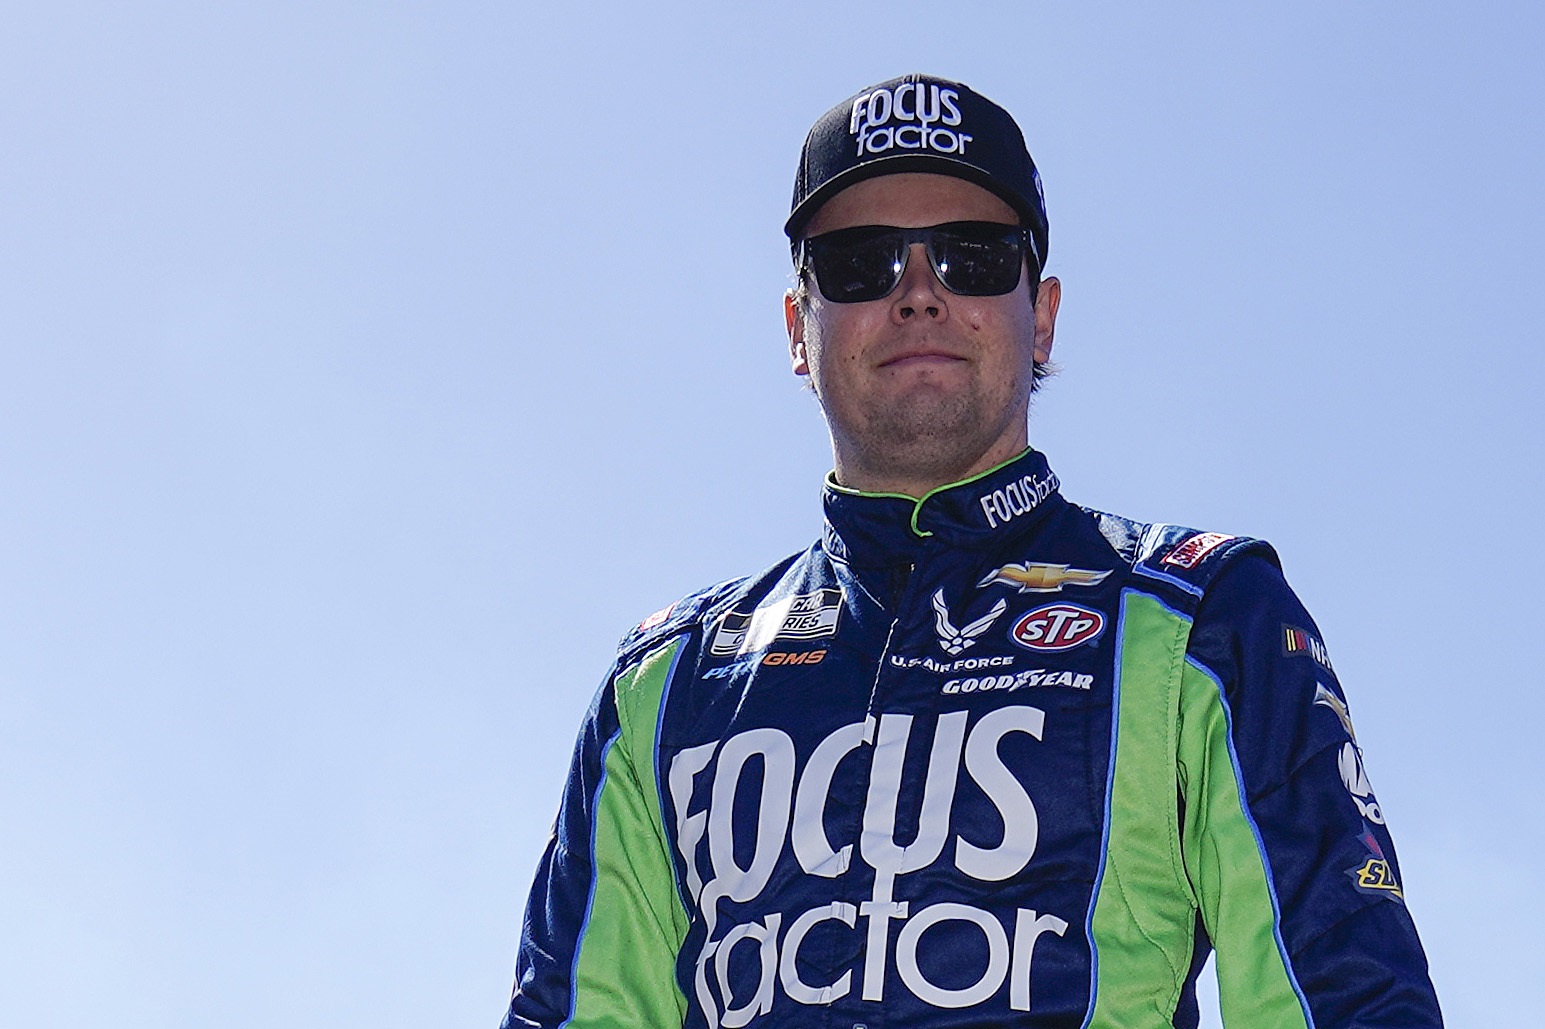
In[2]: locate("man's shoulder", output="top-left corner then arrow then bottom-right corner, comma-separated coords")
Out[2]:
1078,506 -> 1281,600
611,544 -> 823,663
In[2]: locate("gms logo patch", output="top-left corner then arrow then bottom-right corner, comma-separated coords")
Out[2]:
1010,604 -> 1104,652
710,589 -> 842,657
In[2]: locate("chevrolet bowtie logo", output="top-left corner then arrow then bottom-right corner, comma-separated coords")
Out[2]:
978,562 -> 1110,593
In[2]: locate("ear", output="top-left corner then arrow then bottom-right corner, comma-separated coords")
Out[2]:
1033,276 -> 1061,365
785,290 -> 810,376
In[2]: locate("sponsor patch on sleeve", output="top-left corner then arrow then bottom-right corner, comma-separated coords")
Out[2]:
1283,624 -> 1336,673
637,604 -> 675,632
1346,825 -> 1403,902
1161,532 -> 1235,569
710,589 -> 842,656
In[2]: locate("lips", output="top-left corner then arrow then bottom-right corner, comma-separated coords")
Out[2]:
877,349 -> 968,370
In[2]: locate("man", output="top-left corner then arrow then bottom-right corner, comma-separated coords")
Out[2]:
501,75 -> 1443,1028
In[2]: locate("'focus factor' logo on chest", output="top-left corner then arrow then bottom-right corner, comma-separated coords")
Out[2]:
668,707 -> 1072,1025
710,589 -> 842,657
850,82 -> 970,158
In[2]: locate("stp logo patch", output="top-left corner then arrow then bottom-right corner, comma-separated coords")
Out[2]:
1010,604 -> 1105,652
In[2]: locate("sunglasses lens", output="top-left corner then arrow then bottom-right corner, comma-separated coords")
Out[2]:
803,222 -> 1028,303
807,227 -> 903,303
931,223 -> 1025,296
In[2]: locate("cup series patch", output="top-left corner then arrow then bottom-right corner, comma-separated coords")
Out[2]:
710,589 -> 842,656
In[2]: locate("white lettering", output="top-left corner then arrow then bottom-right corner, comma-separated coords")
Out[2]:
702,728 -> 795,931
716,913 -> 781,1028
895,902 -> 1009,1008
979,472 -> 1059,529
861,712 -> 968,889
1009,909 -> 1068,1011
956,706 -> 1043,880
917,84 -> 941,128
859,896 -> 908,1000
867,88 -> 893,128
678,706 -> 1067,1021
940,87 -> 961,125
849,93 -> 872,133
890,652 -> 1015,673
792,717 -> 874,876
668,740 -> 719,901
942,670 -> 1093,695
778,902 -> 857,1005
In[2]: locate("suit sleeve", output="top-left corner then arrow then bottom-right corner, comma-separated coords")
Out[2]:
502,641 -> 692,1029
1177,555 -> 1443,1028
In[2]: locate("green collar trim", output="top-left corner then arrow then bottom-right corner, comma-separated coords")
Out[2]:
825,449 -> 1034,538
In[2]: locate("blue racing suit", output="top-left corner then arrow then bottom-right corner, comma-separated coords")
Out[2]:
502,448 -> 1442,1028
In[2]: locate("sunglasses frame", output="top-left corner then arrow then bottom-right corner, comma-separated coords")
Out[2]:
797,220 -> 1040,304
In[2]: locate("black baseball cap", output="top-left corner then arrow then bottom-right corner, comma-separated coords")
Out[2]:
786,74 -> 1049,269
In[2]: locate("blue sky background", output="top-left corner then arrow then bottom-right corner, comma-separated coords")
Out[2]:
3,3 -> 1541,1026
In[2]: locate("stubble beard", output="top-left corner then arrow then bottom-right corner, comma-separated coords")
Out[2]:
826,372 -> 1030,492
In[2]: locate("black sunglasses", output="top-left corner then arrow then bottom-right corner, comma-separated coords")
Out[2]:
798,221 -> 1039,304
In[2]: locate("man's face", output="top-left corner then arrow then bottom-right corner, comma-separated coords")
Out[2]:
786,172 -> 1061,494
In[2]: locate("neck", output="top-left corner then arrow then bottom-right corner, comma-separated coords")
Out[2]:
831,437 -> 1031,498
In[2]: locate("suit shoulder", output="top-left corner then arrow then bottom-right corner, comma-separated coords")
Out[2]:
1079,507 -> 1280,596
613,546 -> 818,661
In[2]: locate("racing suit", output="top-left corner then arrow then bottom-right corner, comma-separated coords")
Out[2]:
502,448 -> 1442,1029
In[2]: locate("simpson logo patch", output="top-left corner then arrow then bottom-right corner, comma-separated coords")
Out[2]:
1161,532 -> 1235,569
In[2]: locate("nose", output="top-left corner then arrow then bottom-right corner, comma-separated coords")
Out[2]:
891,241 -> 947,323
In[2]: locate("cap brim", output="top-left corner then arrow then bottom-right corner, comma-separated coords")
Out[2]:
784,152 -> 1041,241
